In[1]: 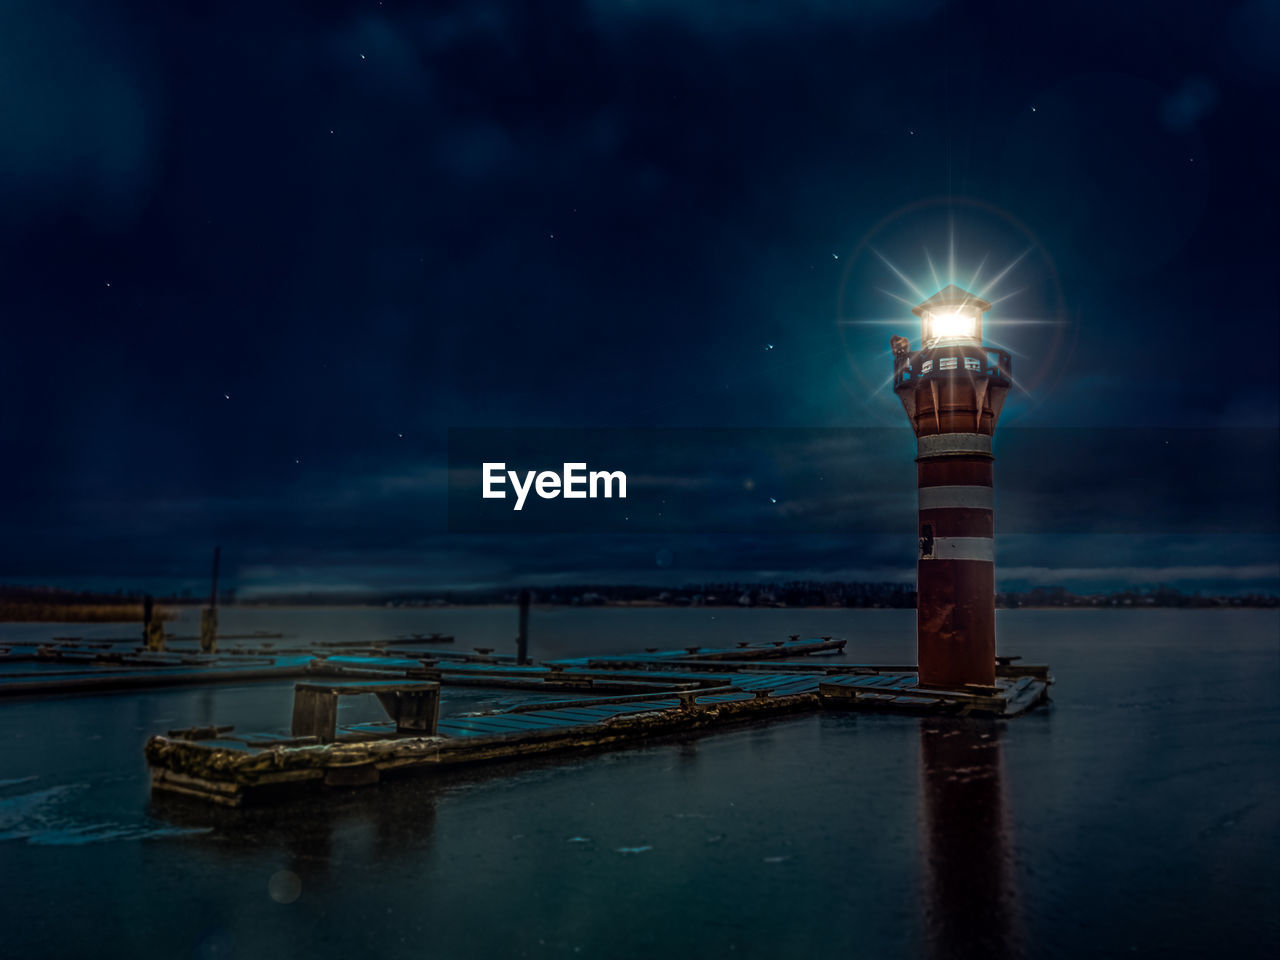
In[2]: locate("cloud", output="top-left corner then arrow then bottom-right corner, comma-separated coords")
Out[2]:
0,2 -> 154,223
587,0 -> 944,33
1226,1 -> 1280,79
1162,76 -> 1218,133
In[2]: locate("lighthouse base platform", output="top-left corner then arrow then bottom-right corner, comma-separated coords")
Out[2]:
818,670 -> 1050,717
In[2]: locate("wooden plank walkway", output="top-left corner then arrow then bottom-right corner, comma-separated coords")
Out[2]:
0,637 -> 846,698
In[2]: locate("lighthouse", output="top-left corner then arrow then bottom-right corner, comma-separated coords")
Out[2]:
891,284 -> 1012,688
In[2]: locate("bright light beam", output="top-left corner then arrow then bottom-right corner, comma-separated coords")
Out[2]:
868,370 -> 901,398
836,317 -> 920,326
872,248 -> 928,300
947,217 -> 956,287
873,287 -> 919,309
925,249 -> 941,293
987,316 -> 1067,326
967,254 -> 988,294
979,335 -> 1032,362
977,247 -> 1032,300
986,287 -> 1025,307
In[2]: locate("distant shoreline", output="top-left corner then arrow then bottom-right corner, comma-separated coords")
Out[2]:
6,582 -> 1277,618
2,596 -> 1276,624
110,600 -> 1280,612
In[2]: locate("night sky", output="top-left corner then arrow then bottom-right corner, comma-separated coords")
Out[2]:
1,0 -> 1276,596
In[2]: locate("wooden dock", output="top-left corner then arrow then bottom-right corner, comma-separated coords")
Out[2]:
818,672 -> 1049,716
140,637 -> 1051,806
0,654 -> 317,696
0,634 -> 845,698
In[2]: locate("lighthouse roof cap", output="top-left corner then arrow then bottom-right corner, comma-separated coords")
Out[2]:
911,284 -> 991,317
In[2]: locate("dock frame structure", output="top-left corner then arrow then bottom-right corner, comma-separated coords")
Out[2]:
139,638 -> 1051,806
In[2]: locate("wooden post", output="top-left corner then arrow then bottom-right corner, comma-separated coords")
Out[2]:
291,687 -> 338,742
375,688 -> 440,734
143,595 -> 166,651
200,546 -> 220,654
516,588 -> 530,665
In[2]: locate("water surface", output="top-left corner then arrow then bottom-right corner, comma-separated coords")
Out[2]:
2,608 -> 1276,958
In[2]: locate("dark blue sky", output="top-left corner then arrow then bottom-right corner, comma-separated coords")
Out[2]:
0,0 -> 1276,595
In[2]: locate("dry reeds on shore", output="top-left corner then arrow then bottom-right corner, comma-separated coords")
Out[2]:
0,602 -> 178,623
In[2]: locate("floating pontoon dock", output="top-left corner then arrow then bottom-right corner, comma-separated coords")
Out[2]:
139,637 -> 1051,806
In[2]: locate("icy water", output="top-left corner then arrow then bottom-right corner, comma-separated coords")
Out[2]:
1,608 -> 1277,959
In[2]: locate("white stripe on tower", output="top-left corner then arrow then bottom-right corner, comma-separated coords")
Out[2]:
921,537 -> 994,562
917,485 -> 995,510
917,433 -> 992,458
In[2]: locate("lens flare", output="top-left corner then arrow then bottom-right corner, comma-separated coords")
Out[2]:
834,199 -> 1075,423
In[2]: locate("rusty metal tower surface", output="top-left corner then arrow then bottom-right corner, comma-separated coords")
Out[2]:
891,284 -> 1012,688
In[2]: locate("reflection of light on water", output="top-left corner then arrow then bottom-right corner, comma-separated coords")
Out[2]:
919,719 -> 1020,960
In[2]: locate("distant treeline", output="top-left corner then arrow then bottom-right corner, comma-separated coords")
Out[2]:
242,581 -> 1280,609
5,582 -> 1276,615
996,586 -> 1279,608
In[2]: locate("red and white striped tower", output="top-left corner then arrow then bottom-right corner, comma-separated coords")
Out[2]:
891,285 -> 1011,688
